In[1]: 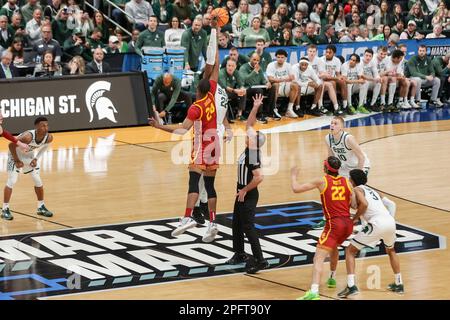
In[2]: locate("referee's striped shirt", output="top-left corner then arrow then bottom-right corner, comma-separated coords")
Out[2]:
237,148 -> 261,191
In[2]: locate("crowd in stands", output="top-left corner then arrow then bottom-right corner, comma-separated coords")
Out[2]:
0,1 -> 449,122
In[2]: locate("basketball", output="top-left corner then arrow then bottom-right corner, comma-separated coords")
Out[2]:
212,8 -> 229,27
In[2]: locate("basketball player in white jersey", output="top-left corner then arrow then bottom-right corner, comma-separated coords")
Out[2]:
338,169 -> 403,297
313,116 -> 370,230
341,54 -> 368,115
190,17 -> 233,241
360,49 -> 382,112
266,49 -> 300,118
1,117 -> 54,221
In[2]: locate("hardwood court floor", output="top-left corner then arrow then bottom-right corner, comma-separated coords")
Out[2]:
1,115 -> 449,300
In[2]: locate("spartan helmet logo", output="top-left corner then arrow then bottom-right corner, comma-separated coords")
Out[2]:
85,81 -> 118,123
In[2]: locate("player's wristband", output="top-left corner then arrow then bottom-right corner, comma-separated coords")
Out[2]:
1,130 -> 18,144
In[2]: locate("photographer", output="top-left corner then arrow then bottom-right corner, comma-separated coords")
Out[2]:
63,28 -> 92,62
43,0 -> 63,21
51,6 -> 71,45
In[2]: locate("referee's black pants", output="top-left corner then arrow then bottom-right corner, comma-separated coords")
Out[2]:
232,191 -> 264,262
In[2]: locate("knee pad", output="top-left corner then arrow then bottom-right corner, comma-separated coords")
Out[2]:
203,175 -> 217,199
188,171 -> 201,194
31,169 -> 43,188
6,170 -> 19,189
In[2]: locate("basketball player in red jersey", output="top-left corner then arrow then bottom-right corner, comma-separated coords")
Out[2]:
0,114 -> 29,151
148,72 -> 220,243
291,156 -> 353,300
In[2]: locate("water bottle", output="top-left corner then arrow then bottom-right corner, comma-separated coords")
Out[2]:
167,112 -> 173,125
35,55 -> 41,64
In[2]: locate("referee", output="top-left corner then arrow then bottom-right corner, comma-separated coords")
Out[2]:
226,94 -> 268,274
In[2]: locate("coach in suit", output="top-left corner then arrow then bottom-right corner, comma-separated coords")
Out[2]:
86,47 -> 112,74
0,15 -> 15,51
0,50 -> 19,79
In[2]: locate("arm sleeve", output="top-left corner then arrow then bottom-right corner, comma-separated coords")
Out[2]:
1,130 -> 18,144
206,28 -> 217,65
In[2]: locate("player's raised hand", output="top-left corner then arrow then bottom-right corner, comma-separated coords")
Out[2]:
252,94 -> 264,109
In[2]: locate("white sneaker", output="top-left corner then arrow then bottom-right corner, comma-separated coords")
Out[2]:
432,99 -> 444,107
401,100 -> 411,110
409,100 -> 420,109
171,217 -> 197,237
273,108 -> 282,118
202,222 -> 218,243
285,109 -> 299,118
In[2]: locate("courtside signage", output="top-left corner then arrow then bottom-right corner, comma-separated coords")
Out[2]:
0,201 -> 443,300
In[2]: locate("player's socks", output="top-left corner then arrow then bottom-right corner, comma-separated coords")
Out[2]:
329,270 -> 336,279
2,203 -> 9,210
380,95 -> 386,105
311,283 -> 319,294
209,210 -> 216,222
38,200 -> 45,208
395,273 -> 403,285
342,100 -> 348,108
347,274 -> 355,287
184,207 -> 193,218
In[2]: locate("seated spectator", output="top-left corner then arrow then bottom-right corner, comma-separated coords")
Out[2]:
267,14 -> 282,46
136,15 -> 165,54
249,0 -> 262,17
51,7 -> 71,46
373,1 -> 393,30
21,0 -> 42,24
408,44 -> 444,107
357,25 -> 370,41
0,15 -> 14,53
432,52 -> 450,102
105,35 -> 121,54
190,0 -> 204,22
391,3 -> 405,26
86,47 -> 111,74
218,59 -> 247,121
400,20 -> 424,39
0,50 -> 19,79
292,26 -> 304,45
218,32 -> 232,49
280,27 -> 293,46
127,29 -> 140,53
276,3 -> 290,26
334,5 -> 346,32
309,2 -> 324,26
125,0 -> 155,32
0,0 -> 19,23
371,24 -> 392,41
10,13 -> 25,40
8,37 -> 24,65
221,47 -> 249,70
87,28 -> 105,52
32,24 -> 62,62
70,10 -> 94,38
33,50 -> 61,76
165,16 -> 184,48
266,49 -> 299,118
202,13 -> 212,35
93,11 -> 110,43
246,38 -> 271,72
239,16 -> 269,47
391,19 -> 405,36
113,29 -> 128,53
63,28 -> 92,62
346,4 -> 365,26
63,55 -> 85,75
26,8 -> 43,46
340,24 -> 360,42
292,57 -> 324,116
151,72 -> 192,119
406,2 -> 427,33
317,24 -> 338,44
173,0 -> 192,27
226,0 -> 237,18
300,22 -> 318,45
259,2 -> 273,26
426,23 -> 446,38
43,0 -> 63,22
232,0 -> 253,46
239,52 -> 277,124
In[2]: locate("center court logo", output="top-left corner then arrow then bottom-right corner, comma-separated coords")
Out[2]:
0,201 -> 444,300
85,81 -> 118,123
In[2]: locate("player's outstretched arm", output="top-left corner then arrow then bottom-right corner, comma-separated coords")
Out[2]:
203,17 -> 219,81
290,167 -> 323,193
148,106 -> 194,135
346,135 -> 366,170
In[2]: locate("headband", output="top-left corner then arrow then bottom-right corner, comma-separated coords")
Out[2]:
324,160 -> 339,173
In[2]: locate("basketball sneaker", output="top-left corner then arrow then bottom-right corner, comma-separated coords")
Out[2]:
202,221 -> 219,242
312,219 -> 326,230
337,285 -> 359,298
297,290 -> 320,300
327,278 -> 337,288
409,100 -> 421,109
192,206 -> 205,225
245,259 -> 269,274
387,283 -> 404,293
37,205 -> 53,217
273,108 -> 282,119
356,105 -> 370,114
226,253 -> 249,265
347,105 -> 356,115
1,208 -> 13,221
171,217 -> 197,237
285,109 -> 299,118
